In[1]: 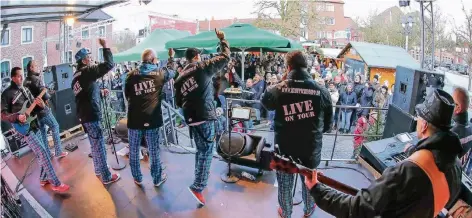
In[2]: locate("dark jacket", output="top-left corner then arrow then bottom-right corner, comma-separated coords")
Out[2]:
358,87 -> 374,116
311,131 -> 463,218
252,79 -> 265,101
353,82 -> 364,100
23,71 -> 51,118
451,112 -> 472,160
71,48 -> 114,123
125,58 -> 175,130
1,82 -> 40,132
340,90 -> 357,113
261,69 -> 333,168
174,39 -> 230,124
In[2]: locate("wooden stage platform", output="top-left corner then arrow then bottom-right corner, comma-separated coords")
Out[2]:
3,135 -> 374,218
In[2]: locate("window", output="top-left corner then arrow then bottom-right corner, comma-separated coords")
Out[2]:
326,4 -> 335,12
334,31 -> 347,39
82,26 -> 89,39
98,48 -> 104,62
21,26 -> 33,44
326,17 -> 335,25
1,28 -> 10,46
22,56 -> 33,74
1,60 -> 11,77
67,50 -> 73,63
98,26 -> 106,37
317,31 -> 328,39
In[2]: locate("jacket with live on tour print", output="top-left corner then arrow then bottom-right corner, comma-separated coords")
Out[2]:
125,58 -> 176,130
174,39 -> 231,125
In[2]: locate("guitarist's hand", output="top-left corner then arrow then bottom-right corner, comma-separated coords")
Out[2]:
35,98 -> 45,108
304,170 -> 320,190
18,114 -> 27,123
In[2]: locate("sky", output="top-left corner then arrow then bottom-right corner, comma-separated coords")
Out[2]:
104,0 -> 472,32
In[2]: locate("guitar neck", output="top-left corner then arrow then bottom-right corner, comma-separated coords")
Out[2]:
300,169 -> 359,196
25,88 -> 47,115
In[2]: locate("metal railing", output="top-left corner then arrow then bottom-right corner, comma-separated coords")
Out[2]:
106,88 -> 389,165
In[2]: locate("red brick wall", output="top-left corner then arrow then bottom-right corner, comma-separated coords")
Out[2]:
1,20 -> 113,78
46,21 -> 114,66
1,22 -> 46,75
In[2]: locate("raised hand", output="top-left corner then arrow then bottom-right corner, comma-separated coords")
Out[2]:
98,38 -> 107,48
215,28 -> 225,40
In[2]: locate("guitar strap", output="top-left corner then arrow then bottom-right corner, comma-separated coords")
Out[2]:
406,149 -> 450,217
19,87 -> 34,104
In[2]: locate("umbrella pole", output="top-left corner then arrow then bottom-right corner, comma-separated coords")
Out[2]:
240,48 -> 246,81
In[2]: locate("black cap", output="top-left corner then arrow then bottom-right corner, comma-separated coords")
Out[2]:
415,89 -> 455,130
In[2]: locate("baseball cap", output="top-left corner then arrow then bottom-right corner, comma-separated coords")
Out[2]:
75,48 -> 91,62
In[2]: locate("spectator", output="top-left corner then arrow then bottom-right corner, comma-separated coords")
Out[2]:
358,83 -> 375,119
353,74 -> 364,104
339,83 -> 357,133
373,85 -> 389,120
372,74 -> 381,92
352,111 -> 378,159
328,82 -> 339,129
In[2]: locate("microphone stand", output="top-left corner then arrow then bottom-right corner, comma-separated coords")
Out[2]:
100,76 -> 126,170
220,99 -> 240,183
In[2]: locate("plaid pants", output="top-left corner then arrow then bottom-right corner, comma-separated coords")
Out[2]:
23,130 -> 61,186
276,171 -> 315,218
38,108 -> 63,156
128,128 -> 163,184
82,121 -> 112,182
189,121 -> 216,193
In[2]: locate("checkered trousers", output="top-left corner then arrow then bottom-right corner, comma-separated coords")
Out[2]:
22,131 -> 61,186
38,108 -> 63,156
276,171 -> 314,218
189,121 -> 216,193
128,128 -> 163,184
82,121 -> 112,182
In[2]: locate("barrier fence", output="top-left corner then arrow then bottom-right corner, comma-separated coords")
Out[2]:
107,88 -> 389,165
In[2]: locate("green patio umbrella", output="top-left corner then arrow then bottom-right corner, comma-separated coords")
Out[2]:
166,23 -> 298,80
114,29 -> 191,62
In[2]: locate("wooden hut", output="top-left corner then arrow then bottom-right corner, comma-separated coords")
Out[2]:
337,42 -> 420,87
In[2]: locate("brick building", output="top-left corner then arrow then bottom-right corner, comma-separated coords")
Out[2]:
1,10 -> 113,80
197,0 -> 358,48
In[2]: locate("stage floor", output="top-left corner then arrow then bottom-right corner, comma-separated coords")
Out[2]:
4,134 -> 374,218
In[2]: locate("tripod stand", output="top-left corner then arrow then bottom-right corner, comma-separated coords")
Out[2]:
100,78 -> 126,170
220,99 -> 240,183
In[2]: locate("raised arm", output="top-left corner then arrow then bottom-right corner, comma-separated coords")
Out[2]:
162,49 -> 177,83
199,29 -> 231,76
84,39 -> 114,81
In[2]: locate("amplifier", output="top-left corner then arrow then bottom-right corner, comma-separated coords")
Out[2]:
392,66 -> 444,115
360,133 -> 472,206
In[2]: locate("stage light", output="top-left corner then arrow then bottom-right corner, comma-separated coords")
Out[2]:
65,16 -> 75,26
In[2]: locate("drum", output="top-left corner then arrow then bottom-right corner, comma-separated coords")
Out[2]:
218,131 -> 254,157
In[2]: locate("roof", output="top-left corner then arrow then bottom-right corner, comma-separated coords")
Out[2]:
1,0 -> 123,24
338,41 -> 420,69
77,9 -> 113,22
320,48 -> 342,58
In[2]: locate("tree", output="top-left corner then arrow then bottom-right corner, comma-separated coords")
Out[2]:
454,0 -> 472,90
112,28 -> 137,53
252,0 -> 319,40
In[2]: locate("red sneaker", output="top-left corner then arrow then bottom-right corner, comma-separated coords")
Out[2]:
40,180 -> 50,187
52,184 -> 70,193
188,187 -> 205,206
134,180 -> 142,186
304,204 -> 316,217
56,152 -> 68,158
277,207 -> 284,218
103,173 -> 120,185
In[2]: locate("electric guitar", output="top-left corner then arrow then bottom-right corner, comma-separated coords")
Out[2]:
12,88 -> 48,135
270,152 -> 359,196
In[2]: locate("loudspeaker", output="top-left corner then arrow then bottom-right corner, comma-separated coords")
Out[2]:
50,88 -> 79,131
392,66 -> 445,115
1,121 -> 26,154
50,64 -> 74,92
382,104 -> 417,139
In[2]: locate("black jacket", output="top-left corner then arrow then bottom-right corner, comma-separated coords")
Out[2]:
125,58 -> 176,129
174,40 -> 230,124
451,112 -> 472,160
311,131 -> 463,218
24,71 -> 51,118
71,48 -> 114,123
1,82 -> 40,132
261,69 -> 333,168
